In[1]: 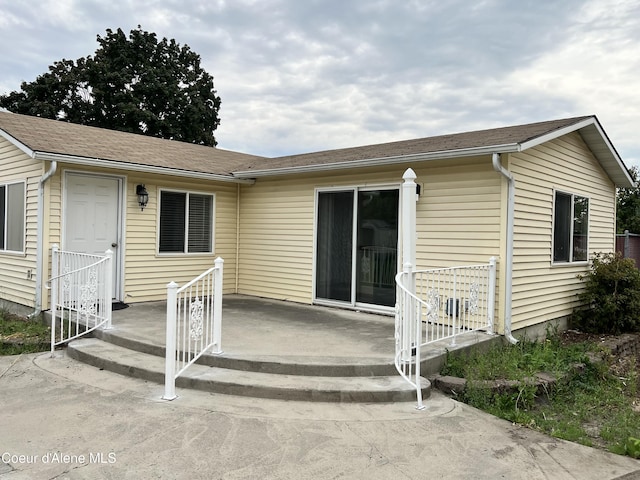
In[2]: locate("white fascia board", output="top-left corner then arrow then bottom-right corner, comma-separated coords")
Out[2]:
233,143 -> 520,178
33,151 -> 255,184
518,117 -> 596,151
0,129 -> 36,157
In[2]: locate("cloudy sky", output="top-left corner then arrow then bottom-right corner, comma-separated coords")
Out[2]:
1,0 -> 639,169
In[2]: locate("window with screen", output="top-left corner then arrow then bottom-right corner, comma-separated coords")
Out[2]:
158,190 -> 213,254
553,191 -> 589,263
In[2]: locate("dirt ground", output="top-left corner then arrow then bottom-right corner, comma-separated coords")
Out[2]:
559,329 -> 640,410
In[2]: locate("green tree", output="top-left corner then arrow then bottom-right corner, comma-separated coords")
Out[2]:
0,26 -> 221,146
617,166 -> 640,234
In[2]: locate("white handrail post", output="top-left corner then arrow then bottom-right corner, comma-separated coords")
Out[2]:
163,281 -> 178,400
487,257 -> 497,335
402,168 -> 424,409
413,280 -> 425,410
450,269 -> 458,347
401,168 -> 418,361
401,168 -> 418,274
50,244 -> 59,357
212,257 -> 224,355
401,263 -> 413,362
104,249 -> 113,330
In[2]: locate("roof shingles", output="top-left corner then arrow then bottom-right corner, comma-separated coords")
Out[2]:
2,112 -> 628,186
0,111 -> 264,176
233,116 -> 593,172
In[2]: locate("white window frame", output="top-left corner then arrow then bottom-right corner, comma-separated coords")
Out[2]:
156,188 -> 215,255
551,189 -> 589,265
0,180 -> 26,255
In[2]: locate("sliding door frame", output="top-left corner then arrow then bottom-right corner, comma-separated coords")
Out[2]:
312,183 -> 401,314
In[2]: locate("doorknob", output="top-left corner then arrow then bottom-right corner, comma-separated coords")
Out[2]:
111,243 -> 118,248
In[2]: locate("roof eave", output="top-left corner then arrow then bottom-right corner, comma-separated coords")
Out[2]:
233,143 -> 521,178
578,120 -> 634,188
0,128 -> 36,158
32,151 -> 255,184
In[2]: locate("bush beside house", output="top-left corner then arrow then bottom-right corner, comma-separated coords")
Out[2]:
572,252 -> 640,334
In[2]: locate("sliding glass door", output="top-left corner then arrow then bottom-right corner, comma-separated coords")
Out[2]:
315,187 -> 399,308
315,191 -> 354,302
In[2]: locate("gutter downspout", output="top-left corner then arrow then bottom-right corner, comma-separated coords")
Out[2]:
235,182 -> 241,294
492,153 -> 518,344
30,160 -> 57,318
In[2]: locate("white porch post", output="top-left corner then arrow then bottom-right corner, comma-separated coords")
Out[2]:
487,256 -> 497,335
212,257 -> 224,355
401,169 -> 418,361
401,168 -> 423,409
50,244 -> 59,357
163,281 -> 178,400
104,249 -> 113,330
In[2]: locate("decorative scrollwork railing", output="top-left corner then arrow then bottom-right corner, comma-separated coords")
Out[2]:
46,245 -> 113,355
163,257 -> 224,400
395,258 -> 497,409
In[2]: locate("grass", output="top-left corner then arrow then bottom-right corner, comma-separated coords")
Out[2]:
441,332 -> 640,458
0,309 -> 50,355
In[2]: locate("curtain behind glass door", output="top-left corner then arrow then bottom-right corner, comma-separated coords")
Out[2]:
316,191 -> 354,302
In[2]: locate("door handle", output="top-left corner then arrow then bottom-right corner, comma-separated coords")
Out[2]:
111,243 -> 118,248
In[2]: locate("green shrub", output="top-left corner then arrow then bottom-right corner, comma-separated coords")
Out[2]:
572,252 -> 640,334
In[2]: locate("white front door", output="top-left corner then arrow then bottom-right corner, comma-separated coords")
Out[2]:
64,173 -> 122,300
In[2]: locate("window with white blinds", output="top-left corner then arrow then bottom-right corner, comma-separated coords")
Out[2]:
158,190 -> 214,254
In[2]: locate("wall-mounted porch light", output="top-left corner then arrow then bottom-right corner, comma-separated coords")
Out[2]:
136,184 -> 149,211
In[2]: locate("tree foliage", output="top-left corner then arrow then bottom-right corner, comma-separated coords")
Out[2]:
0,26 -> 221,146
617,166 -> 640,234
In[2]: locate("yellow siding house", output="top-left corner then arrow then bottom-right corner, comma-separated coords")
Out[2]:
0,112 -> 633,338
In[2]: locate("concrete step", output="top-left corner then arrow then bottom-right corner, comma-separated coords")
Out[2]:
67,338 -> 430,403
91,327 -> 399,377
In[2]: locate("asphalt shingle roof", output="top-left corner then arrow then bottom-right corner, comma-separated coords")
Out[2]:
234,116 -> 594,172
0,111 -> 264,176
0,112 -> 630,187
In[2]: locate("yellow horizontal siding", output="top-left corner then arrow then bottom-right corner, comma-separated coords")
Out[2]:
415,159 -> 501,270
123,174 -> 238,302
238,173 -> 316,303
0,138 -> 43,308
510,132 -> 616,330
39,165 -> 238,305
238,157 -> 503,305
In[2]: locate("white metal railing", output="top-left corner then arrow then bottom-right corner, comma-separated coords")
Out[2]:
360,246 -> 397,287
46,244 -> 113,356
163,257 -> 224,400
395,257 -> 497,408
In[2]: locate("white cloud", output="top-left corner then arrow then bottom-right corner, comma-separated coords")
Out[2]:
0,0 -> 638,169
504,0 -> 640,167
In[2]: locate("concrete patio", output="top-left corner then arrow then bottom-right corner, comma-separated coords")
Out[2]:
62,294 -> 497,403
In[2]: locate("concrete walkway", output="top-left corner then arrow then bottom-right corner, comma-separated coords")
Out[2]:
1,352 -> 639,479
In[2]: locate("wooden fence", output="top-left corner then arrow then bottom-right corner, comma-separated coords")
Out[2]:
616,230 -> 640,267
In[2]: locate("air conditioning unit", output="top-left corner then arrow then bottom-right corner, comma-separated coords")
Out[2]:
446,298 -> 469,317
